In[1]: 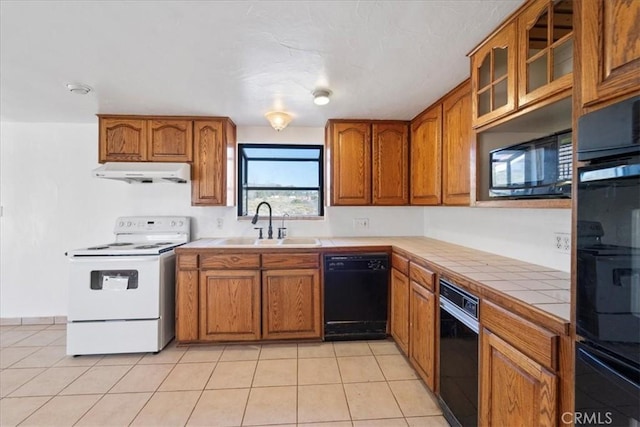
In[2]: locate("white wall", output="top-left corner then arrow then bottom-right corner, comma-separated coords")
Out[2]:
0,122 -> 424,318
424,207 -> 571,271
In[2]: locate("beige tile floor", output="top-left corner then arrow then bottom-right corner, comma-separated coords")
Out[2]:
1,324 -> 450,427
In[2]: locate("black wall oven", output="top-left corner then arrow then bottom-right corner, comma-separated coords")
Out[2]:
575,96 -> 639,426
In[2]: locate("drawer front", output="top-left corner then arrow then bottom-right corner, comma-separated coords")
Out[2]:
391,253 -> 410,275
262,253 -> 320,269
177,254 -> 198,270
201,254 -> 260,269
410,262 -> 435,292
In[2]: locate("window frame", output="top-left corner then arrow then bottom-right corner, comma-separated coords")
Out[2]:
237,143 -> 325,218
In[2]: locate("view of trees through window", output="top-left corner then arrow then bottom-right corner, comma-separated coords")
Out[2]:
238,144 -> 324,217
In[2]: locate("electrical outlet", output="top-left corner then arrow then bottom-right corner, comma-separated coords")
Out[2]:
553,232 -> 571,254
353,218 -> 370,231
216,218 -> 224,229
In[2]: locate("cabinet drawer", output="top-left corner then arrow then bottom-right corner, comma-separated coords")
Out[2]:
262,253 -> 320,269
410,263 -> 435,292
481,300 -> 558,371
391,253 -> 409,275
201,254 -> 260,269
177,254 -> 198,270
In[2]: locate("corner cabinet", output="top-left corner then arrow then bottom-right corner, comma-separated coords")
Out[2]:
579,0 -> 640,108
327,120 -> 409,206
470,22 -> 518,128
410,104 -> 442,205
191,119 -> 236,206
442,80 -> 472,206
390,253 -> 410,355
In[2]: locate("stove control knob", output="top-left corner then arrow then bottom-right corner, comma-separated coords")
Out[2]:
126,221 -> 132,227
171,221 -> 176,227
178,221 -> 184,227
118,221 -> 124,227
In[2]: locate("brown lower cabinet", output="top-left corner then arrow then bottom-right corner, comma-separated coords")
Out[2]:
408,264 -> 436,391
390,267 -> 410,355
480,301 -> 559,427
176,252 -> 321,343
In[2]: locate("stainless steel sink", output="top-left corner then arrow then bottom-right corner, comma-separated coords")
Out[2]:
215,237 -> 321,247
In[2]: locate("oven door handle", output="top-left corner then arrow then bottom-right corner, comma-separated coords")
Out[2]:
68,256 -> 160,263
577,345 -> 640,395
580,163 -> 640,183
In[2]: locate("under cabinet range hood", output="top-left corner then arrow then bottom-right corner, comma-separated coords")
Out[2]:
92,162 -> 190,184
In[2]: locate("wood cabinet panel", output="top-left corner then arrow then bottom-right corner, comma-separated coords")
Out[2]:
482,300 -> 558,370
442,80 -> 472,206
480,329 -> 557,427
329,122 -> 372,205
470,22 -> 518,128
517,0 -> 574,108
200,254 -> 260,269
580,0 -> 640,107
261,253 -> 320,269
391,267 -> 410,355
409,281 -> 436,391
176,269 -> 199,342
262,269 -> 321,340
199,270 -> 261,341
192,120 -> 225,205
409,263 -> 435,293
147,119 -> 193,162
410,104 -> 442,205
177,254 -> 198,270
99,118 -> 147,162
391,253 -> 409,276
372,123 -> 409,205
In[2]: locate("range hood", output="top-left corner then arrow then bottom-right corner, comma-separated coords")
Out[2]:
93,162 -> 190,184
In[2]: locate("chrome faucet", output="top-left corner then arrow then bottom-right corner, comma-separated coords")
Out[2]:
251,202 -> 273,239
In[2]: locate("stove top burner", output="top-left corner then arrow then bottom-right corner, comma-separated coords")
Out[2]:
134,244 -> 163,249
109,243 -> 134,247
87,246 -> 109,250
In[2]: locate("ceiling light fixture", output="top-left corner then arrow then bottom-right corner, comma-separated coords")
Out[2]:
313,89 -> 331,106
265,111 -> 292,131
66,83 -> 92,95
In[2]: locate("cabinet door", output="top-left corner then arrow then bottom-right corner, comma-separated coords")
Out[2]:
518,0 -> 574,108
442,80 -> 471,206
176,268 -> 199,342
329,122 -> 372,205
409,281 -> 436,391
372,123 -> 409,205
580,0 -> 640,107
148,119 -> 193,162
471,22 -> 517,128
199,270 -> 261,341
262,269 -> 321,340
192,120 -> 226,206
410,105 -> 442,205
480,329 -> 557,427
99,118 -> 147,162
390,268 -> 410,355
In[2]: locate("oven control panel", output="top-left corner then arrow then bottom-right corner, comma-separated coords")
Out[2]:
114,216 -> 191,234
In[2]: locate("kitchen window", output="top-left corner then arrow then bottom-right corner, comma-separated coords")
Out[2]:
237,144 -> 324,217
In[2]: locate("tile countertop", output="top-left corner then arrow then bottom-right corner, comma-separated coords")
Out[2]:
178,236 -> 571,334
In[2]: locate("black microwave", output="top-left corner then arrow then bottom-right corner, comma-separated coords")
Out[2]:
489,129 -> 572,199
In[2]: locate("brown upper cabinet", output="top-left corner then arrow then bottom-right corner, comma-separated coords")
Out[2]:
99,116 -> 193,163
99,117 -> 148,162
579,0 -> 640,108
191,119 -> 236,207
147,119 -> 193,162
470,0 -> 575,129
410,80 -> 471,206
327,120 -> 409,206
517,0 -> 574,109
470,22 -> 518,128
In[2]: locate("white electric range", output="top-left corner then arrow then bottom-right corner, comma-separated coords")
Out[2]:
66,216 -> 190,356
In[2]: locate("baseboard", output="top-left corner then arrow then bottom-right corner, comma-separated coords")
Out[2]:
0,316 -> 67,326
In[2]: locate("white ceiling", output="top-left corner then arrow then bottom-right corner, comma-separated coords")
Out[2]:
0,0 -> 523,127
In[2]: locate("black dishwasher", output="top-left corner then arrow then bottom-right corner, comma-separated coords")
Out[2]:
323,253 -> 389,341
